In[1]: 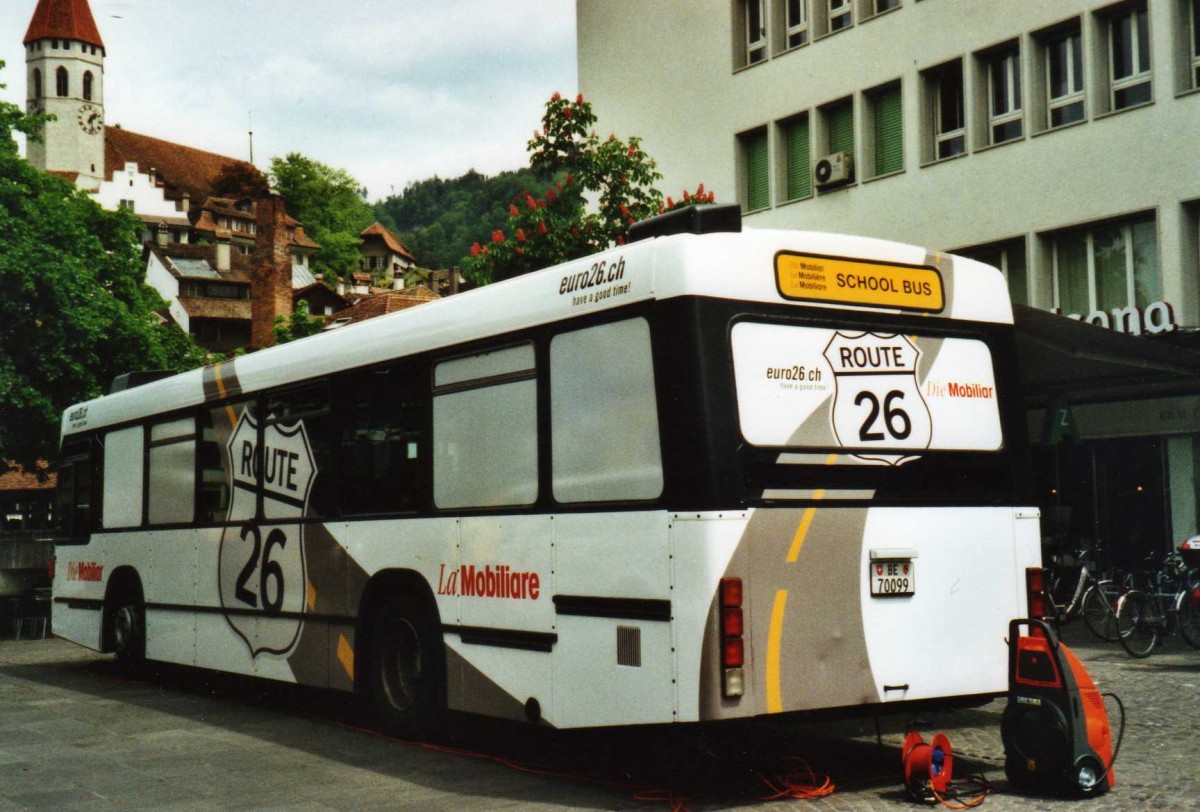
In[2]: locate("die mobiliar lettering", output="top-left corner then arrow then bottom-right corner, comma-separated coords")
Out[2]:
437,563 -> 541,600
67,561 -> 104,582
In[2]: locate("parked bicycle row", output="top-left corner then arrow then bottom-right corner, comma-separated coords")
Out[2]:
1035,535 -> 1200,658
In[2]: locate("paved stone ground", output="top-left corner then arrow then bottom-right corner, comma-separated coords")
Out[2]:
0,623 -> 1195,811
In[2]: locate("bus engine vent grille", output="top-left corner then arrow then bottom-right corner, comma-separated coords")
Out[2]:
617,626 -> 642,667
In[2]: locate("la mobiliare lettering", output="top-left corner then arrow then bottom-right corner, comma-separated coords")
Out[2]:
437,563 -> 541,600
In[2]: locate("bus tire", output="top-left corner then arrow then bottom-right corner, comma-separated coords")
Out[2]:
107,578 -> 146,672
365,591 -> 444,741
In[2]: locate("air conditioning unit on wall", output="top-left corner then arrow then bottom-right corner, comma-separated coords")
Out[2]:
813,152 -> 854,188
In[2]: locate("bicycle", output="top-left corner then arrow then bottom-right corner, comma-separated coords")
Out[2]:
1114,552 -> 1200,657
1043,545 -> 1123,642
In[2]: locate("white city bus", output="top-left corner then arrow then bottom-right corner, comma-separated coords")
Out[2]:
53,206 -> 1041,735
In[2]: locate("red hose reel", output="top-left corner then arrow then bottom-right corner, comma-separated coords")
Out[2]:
903,731 -> 954,801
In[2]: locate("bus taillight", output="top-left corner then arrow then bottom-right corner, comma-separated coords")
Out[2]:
1026,567 -> 1049,621
720,577 -> 745,698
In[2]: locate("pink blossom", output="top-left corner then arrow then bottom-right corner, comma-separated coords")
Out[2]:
470,242 -> 481,257
517,228 -> 526,242
538,221 -> 548,235
509,204 -> 519,217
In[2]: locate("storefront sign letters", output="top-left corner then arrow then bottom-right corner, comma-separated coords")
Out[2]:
1051,300 -> 1176,336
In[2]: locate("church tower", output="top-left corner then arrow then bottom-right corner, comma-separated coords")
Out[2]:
23,0 -> 106,190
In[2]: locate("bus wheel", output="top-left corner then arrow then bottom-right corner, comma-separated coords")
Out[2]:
367,593 -> 443,740
111,599 -> 145,670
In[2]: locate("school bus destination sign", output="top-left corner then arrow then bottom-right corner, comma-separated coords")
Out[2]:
775,252 -> 944,312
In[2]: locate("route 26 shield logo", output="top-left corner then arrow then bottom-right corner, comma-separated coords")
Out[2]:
218,409 -> 316,657
823,332 -> 932,455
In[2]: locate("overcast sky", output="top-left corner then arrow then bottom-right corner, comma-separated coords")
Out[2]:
1,0 -> 578,200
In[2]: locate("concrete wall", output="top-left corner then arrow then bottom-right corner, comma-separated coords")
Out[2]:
577,0 -> 1200,325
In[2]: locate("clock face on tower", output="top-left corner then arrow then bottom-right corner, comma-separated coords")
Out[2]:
77,103 -> 104,135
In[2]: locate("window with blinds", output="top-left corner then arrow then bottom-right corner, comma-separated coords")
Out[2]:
825,100 -> 854,156
871,84 -> 903,176
740,128 -> 770,211
782,116 -> 811,200
1052,216 -> 1159,315
959,238 -> 1029,306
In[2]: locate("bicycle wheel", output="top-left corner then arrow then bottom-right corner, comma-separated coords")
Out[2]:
1176,586 -> 1200,650
1116,590 -> 1158,658
1082,581 -> 1119,642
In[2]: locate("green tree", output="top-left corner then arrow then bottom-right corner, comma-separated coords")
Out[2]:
211,161 -> 271,199
270,153 -> 374,282
0,61 -> 207,474
272,299 -> 324,345
461,93 -> 715,283
373,167 -> 545,270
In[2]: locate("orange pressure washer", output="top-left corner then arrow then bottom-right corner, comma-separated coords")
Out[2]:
1001,618 -> 1119,797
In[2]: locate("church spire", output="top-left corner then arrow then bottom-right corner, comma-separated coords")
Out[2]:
23,0 -> 105,50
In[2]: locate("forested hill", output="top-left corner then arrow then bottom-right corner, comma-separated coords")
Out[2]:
373,168 -> 544,271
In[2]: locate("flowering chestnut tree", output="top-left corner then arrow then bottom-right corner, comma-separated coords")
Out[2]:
462,93 -> 715,283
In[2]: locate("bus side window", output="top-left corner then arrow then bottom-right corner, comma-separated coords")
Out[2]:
433,344 -> 537,509
147,417 -> 195,525
262,385 -> 337,519
337,362 -> 428,515
550,317 -> 664,503
57,435 -> 101,542
198,404 -> 248,524
102,426 -> 143,529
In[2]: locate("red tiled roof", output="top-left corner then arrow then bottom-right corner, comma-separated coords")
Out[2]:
48,169 -> 80,184
361,222 -> 416,262
23,0 -> 104,48
295,283 -> 349,314
0,463 -> 56,491
105,127 -> 255,203
333,288 -> 439,325
291,225 -> 320,250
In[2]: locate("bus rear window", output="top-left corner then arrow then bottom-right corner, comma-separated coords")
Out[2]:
731,322 -> 1002,454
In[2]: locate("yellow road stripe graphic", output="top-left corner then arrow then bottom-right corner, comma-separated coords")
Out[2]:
306,579 -> 317,611
766,589 -> 788,714
337,633 -> 355,681
785,453 -> 838,563
214,362 -> 238,428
